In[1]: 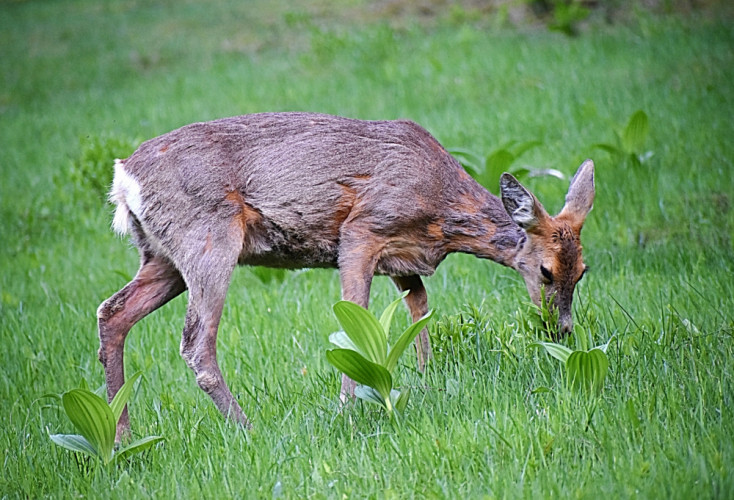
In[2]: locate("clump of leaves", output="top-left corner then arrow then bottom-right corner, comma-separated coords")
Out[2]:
65,134 -> 138,203
594,109 -> 652,166
48,372 -> 163,466
326,292 -> 434,416
520,285 -> 561,339
431,303 -> 486,366
545,0 -> 591,37
450,140 -> 564,195
532,339 -> 611,394
523,286 -> 610,393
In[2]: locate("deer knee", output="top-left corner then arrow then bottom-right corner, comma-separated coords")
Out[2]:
195,371 -> 221,394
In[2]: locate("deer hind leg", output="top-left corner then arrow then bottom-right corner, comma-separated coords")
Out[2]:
391,275 -> 432,372
176,228 -> 251,429
97,254 -> 186,442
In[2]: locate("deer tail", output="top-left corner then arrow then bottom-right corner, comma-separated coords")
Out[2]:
109,159 -> 142,236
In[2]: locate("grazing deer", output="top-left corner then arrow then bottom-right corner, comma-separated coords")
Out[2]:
98,112 -> 594,439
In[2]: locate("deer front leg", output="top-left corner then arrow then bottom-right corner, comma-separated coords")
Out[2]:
337,237 -> 379,402
391,275 -> 432,372
97,256 -> 185,442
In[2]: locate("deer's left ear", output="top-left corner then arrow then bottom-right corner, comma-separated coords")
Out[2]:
500,173 -> 550,233
558,159 -> 595,232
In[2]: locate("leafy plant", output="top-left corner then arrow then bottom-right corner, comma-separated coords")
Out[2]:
431,303 -> 486,366
450,140 -> 564,194
326,292 -> 434,416
532,339 -> 611,393
594,109 -> 653,166
65,134 -> 138,203
48,372 -> 163,466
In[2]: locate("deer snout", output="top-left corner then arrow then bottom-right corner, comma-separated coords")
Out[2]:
559,314 -> 573,336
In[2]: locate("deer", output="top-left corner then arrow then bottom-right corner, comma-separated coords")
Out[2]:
98,112 -> 595,440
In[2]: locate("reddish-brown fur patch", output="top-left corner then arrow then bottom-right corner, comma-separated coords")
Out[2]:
225,190 -> 262,233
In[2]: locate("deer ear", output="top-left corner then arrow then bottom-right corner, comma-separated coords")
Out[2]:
559,159 -> 595,232
500,173 -> 547,232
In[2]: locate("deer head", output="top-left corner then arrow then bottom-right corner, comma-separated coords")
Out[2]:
500,160 -> 595,336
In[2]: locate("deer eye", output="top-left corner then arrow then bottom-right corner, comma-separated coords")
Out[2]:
540,265 -> 553,284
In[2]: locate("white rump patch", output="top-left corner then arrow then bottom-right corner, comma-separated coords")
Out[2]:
110,159 -> 143,235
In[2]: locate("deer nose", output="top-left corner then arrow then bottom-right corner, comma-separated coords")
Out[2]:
559,315 -> 573,336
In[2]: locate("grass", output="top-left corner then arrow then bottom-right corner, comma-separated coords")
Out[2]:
1,0 -> 733,497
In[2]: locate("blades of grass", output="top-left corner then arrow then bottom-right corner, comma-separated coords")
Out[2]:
531,341 -> 572,363
110,371 -> 142,424
62,389 -> 115,464
49,434 -> 98,457
385,310 -> 434,373
333,301 -> 387,364
114,436 -> 165,463
326,349 -> 392,402
379,290 -> 409,339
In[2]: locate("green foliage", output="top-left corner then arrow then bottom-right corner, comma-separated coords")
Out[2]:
594,109 -> 653,166
450,140 -> 565,194
48,372 -> 163,466
546,0 -> 591,37
65,134 -> 138,204
533,339 -> 611,394
2,2 -> 733,497
326,293 -> 434,416
431,303 -> 486,365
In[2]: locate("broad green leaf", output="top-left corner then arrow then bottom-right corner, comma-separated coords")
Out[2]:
512,140 -> 543,158
354,385 -> 386,408
333,301 -> 387,364
110,371 -> 142,424
594,336 -> 614,354
532,342 -> 572,363
78,378 -> 90,391
566,348 -> 609,393
326,349 -> 392,402
49,434 -> 98,457
593,143 -> 623,156
622,110 -> 649,154
484,149 -> 515,189
393,388 -> 411,414
448,148 -> 482,172
385,310 -> 434,373
114,435 -> 165,463
526,168 -> 565,180
62,389 -> 115,464
379,291 -> 409,339
329,330 -> 359,351
510,166 -> 530,182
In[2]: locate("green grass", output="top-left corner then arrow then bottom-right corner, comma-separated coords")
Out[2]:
1,0 -> 733,498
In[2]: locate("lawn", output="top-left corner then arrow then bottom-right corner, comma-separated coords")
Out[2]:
1,0 -> 733,498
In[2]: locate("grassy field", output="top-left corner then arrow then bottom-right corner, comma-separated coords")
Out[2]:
1,0 -> 733,498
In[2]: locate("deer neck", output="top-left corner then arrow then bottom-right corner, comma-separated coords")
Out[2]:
441,188 -> 527,269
